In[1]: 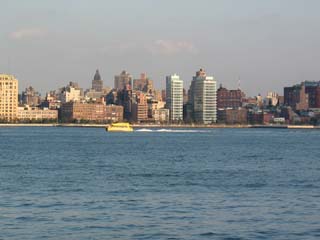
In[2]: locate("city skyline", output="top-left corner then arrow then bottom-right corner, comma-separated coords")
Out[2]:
1,0 -> 320,96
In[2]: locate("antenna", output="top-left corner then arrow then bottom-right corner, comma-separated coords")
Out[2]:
238,76 -> 241,90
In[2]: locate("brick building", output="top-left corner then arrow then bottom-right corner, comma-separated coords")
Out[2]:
60,102 -> 123,123
217,85 -> 245,109
217,108 -> 248,124
131,92 -> 148,123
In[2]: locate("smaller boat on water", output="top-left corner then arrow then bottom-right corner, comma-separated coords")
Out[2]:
106,122 -> 133,132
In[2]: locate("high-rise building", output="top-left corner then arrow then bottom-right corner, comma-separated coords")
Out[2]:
21,86 -> 41,107
166,74 -> 183,121
117,86 -> 133,120
114,70 -> 132,90
304,81 -> 320,108
284,81 -> 320,110
131,91 -> 148,123
133,73 -> 148,91
92,69 -> 103,92
132,73 -> 154,94
0,74 -> 18,122
189,68 -> 217,124
59,82 -> 82,103
265,92 -> 280,107
284,83 -> 309,110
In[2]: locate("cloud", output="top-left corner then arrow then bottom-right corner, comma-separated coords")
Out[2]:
100,40 -> 198,57
10,28 -> 47,40
147,40 -> 198,55
101,42 -> 139,55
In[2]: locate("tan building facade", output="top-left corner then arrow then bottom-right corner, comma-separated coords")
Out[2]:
0,74 -> 18,122
131,92 -> 148,122
154,108 -> 169,123
60,102 -> 123,123
17,106 -> 58,122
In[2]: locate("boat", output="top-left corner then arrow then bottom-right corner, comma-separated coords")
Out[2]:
106,122 -> 133,132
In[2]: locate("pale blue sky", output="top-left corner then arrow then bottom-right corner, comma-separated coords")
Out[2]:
1,0 -> 320,96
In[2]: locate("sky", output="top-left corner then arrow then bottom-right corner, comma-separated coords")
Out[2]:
1,0 -> 320,96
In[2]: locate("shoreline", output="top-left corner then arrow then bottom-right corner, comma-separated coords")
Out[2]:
0,123 -> 319,129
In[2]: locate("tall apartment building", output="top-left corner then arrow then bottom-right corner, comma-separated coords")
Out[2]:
304,81 -> 320,108
166,74 -> 183,121
92,69 -> 103,92
189,68 -> 217,124
131,91 -> 148,123
265,92 -> 280,106
284,81 -> 320,110
114,70 -> 132,90
284,83 -> 309,110
117,86 -> 133,121
133,73 -> 154,93
21,86 -> 41,107
0,74 -> 18,122
59,82 -> 82,103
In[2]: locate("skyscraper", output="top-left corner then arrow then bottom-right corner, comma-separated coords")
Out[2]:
21,86 -> 41,107
166,74 -> 183,122
0,74 -> 18,122
133,73 -> 154,94
114,70 -> 132,90
92,69 -> 103,92
189,68 -> 217,124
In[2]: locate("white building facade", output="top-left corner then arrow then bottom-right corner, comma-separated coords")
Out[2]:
190,69 -> 217,124
166,74 -> 183,122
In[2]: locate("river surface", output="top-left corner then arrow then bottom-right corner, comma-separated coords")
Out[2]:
0,127 -> 320,239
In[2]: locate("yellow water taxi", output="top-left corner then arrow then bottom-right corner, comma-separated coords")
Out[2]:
106,122 -> 133,132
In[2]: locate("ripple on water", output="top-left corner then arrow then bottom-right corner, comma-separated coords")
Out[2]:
0,127 -> 320,240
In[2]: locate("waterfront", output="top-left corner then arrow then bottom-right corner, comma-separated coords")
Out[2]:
1,123 -> 320,129
0,127 -> 320,239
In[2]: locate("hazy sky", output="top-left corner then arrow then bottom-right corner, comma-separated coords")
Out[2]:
1,0 -> 320,96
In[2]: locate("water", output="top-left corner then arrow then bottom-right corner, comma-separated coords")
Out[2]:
0,127 -> 320,240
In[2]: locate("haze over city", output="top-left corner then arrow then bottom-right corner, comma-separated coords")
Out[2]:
1,0 -> 320,96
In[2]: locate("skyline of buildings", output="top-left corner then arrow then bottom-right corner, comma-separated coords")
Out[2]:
3,69 -> 320,125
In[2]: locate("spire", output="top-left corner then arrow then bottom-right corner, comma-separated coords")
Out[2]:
94,69 -> 101,81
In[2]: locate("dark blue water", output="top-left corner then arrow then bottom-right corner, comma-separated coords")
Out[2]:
0,127 -> 320,240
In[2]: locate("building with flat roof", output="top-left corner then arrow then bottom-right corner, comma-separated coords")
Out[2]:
59,82 -> 83,103
284,83 -> 308,110
166,74 -> 183,122
217,85 -> 245,109
131,91 -> 148,123
21,86 -> 41,107
17,106 -> 58,122
189,69 -> 217,124
0,74 -> 18,122
60,102 -> 123,123
114,70 -> 132,90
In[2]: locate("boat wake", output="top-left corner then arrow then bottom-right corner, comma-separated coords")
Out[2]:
135,128 -> 211,133
135,128 -> 153,132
